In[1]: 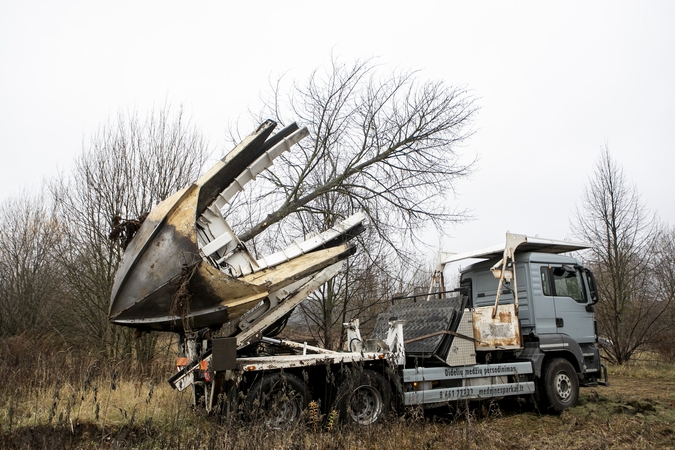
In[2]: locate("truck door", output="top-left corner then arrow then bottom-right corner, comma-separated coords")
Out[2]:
535,266 -> 558,335
549,266 -> 596,344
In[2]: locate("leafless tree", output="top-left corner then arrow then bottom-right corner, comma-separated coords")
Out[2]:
234,57 -> 476,248
50,105 -> 209,361
572,146 -> 667,363
294,222 -> 402,349
0,191 -> 62,336
650,226 -> 675,360
228,57 -> 477,347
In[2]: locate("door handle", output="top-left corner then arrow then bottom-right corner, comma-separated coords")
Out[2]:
556,318 -> 564,328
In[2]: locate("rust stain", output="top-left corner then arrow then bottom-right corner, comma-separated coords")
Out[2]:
498,311 -> 512,322
472,304 -> 521,349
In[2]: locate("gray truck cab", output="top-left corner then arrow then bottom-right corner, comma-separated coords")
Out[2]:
462,252 -> 598,342
459,248 -> 604,384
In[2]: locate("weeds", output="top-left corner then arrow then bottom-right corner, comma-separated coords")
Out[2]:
2,336 -> 675,449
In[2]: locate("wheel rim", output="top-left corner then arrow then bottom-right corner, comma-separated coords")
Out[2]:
263,389 -> 301,429
349,385 -> 383,425
554,372 -> 572,402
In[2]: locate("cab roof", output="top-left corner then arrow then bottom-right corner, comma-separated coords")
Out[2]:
440,234 -> 591,265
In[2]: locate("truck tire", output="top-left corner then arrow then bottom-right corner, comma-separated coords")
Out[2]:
541,358 -> 579,413
335,370 -> 392,425
245,372 -> 308,429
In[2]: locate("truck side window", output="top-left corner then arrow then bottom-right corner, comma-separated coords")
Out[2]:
540,267 -> 552,296
552,267 -> 586,303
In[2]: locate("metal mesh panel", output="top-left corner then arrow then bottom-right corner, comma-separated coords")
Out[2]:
445,309 -> 477,366
371,295 -> 466,357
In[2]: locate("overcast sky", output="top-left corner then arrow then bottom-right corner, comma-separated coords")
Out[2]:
1,1 -> 673,255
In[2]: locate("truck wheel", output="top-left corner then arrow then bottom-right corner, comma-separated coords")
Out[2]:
541,358 -> 579,413
245,372 -> 307,429
335,370 -> 392,425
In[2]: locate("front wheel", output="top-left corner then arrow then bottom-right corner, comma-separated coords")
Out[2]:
335,370 -> 392,425
540,358 -> 579,413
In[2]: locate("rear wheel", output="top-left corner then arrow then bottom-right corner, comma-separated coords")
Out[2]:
245,372 -> 307,429
540,358 -> 579,413
335,370 -> 392,425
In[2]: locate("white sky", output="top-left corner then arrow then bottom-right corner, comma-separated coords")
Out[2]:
1,1 -> 673,255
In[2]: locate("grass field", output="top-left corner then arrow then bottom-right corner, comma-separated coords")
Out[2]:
1,339 -> 674,449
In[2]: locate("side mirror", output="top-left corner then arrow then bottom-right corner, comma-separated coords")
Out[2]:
584,268 -> 600,304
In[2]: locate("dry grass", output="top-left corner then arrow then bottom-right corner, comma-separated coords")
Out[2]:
2,336 -> 675,449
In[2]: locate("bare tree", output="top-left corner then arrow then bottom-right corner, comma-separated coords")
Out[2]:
650,226 -> 675,360
0,191 -> 62,336
572,146 -> 666,363
295,223 -> 402,349
234,57 -> 476,249
228,57 -> 477,347
50,105 -> 209,360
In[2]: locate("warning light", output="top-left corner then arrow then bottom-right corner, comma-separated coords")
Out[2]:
176,357 -> 189,371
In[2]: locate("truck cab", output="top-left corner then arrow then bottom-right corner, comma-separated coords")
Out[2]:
448,233 -> 607,402
460,251 -> 603,383
462,252 -> 599,341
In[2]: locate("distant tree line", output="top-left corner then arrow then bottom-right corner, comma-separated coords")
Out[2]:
0,106 -> 209,362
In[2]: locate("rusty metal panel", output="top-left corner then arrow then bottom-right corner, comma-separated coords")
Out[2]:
472,304 -> 521,350
235,351 -> 386,372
